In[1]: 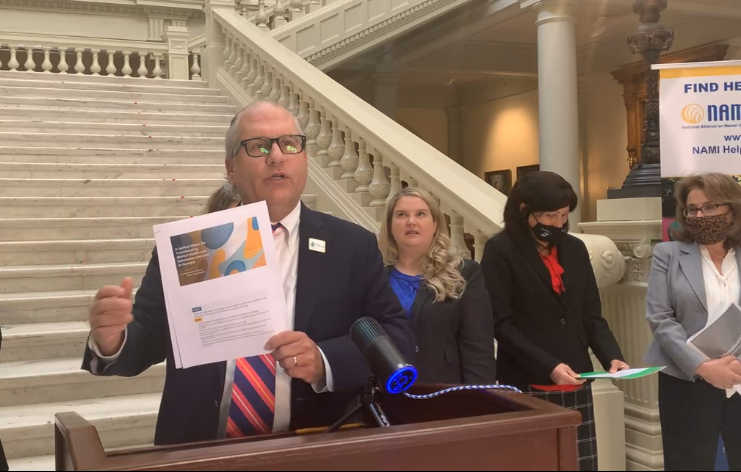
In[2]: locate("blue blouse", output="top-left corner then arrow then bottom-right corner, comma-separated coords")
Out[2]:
389,268 -> 424,317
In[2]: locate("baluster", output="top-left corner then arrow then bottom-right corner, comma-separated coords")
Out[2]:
74,50 -> 85,74
316,110 -> 332,167
354,139 -> 374,193
340,129 -> 359,181
261,68 -> 273,99
308,0 -> 320,14
190,50 -> 201,80
8,47 -> 19,71
41,47 -> 52,73
279,84 -> 291,109
296,93 -> 309,126
290,0 -> 304,21
268,74 -> 282,102
302,0 -> 310,14
137,52 -> 148,78
24,47 -> 36,72
405,173 -> 418,188
273,0 -> 288,29
256,0 -> 270,31
228,41 -> 240,77
386,162 -> 401,204
473,230 -> 488,263
236,48 -> 249,82
106,51 -> 117,75
153,53 -> 163,79
91,50 -> 102,76
328,118 -> 345,169
57,48 -> 69,74
230,45 -> 243,78
245,58 -> 258,95
253,63 -> 266,99
122,52 -> 132,77
0,46 -> 4,70
449,211 -> 471,260
239,52 -> 251,88
222,34 -> 233,71
305,100 -> 321,157
368,150 -> 391,206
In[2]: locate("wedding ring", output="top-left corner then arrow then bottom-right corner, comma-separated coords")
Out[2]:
293,356 -> 298,367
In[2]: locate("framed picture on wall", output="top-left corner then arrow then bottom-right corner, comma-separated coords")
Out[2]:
516,164 -> 540,181
484,169 -> 512,195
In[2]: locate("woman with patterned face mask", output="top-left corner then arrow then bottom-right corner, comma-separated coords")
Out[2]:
646,173 -> 741,471
480,171 -> 627,472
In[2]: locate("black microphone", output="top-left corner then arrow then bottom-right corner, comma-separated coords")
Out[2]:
349,317 -> 417,394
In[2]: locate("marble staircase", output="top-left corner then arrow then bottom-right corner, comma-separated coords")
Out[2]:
0,71 -> 311,470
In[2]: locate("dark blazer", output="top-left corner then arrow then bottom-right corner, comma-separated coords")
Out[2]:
0,328 -> 7,472
480,231 -> 624,388
82,206 -> 415,446
386,259 -> 496,385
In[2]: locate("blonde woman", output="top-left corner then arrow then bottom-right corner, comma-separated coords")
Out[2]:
206,185 -> 239,214
379,187 -> 496,385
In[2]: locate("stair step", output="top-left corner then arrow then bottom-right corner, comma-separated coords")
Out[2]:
0,393 -> 160,459
0,97 -> 235,114
0,120 -> 227,137
0,70 -> 208,87
0,85 -> 229,103
0,289 -> 139,325
0,196 -> 207,218
0,238 -> 155,266
7,453 -> 55,471
0,261 -> 148,294
0,162 -> 225,178
0,357 -> 165,408
1,322 -> 90,362
0,107 -> 232,124
0,216 -> 186,242
0,178 -> 224,198
0,133 -> 224,149
0,146 -> 223,159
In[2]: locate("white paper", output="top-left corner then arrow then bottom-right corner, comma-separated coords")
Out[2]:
579,367 -> 665,379
153,201 -> 288,369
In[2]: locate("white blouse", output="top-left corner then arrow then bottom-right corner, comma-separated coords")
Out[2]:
699,246 -> 740,326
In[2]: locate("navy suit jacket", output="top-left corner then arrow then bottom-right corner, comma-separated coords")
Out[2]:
82,205 -> 415,445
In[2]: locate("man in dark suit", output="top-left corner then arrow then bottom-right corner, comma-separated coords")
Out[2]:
82,101 -> 414,445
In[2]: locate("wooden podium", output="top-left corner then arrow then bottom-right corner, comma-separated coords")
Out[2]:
55,384 -> 581,471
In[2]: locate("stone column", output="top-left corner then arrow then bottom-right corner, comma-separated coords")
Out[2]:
163,25 -> 191,81
530,0 -> 581,227
446,106 -> 465,165
372,64 -> 401,119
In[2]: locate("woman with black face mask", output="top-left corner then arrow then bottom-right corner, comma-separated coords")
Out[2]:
480,171 -> 627,472
646,173 -> 741,471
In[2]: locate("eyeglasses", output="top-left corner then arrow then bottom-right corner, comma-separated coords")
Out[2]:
232,135 -> 307,158
683,203 -> 729,217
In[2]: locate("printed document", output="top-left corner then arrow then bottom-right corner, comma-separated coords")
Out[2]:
153,201 -> 287,369
579,367 -> 665,380
687,301 -> 741,398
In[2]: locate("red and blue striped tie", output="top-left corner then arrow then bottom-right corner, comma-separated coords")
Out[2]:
226,222 -> 283,437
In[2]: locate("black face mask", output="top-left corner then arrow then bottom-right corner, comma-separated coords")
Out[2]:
531,221 -> 568,244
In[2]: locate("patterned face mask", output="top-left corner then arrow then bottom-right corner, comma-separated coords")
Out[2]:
684,214 -> 733,246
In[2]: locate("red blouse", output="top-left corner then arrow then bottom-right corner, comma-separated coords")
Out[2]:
540,246 -> 565,294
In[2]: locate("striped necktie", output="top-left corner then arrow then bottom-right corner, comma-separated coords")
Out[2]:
226,221 -> 283,437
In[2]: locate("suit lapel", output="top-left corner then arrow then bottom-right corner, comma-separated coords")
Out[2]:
410,284 -> 433,322
293,205 -> 325,334
678,243 -> 708,312
516,238 -> 556,295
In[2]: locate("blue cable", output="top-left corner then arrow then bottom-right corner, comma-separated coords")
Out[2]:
403,384 -> 522,399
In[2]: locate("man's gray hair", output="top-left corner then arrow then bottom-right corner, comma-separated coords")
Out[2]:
224,100 -> 305,160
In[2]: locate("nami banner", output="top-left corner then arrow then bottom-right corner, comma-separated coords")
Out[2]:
657,60 -> 741,241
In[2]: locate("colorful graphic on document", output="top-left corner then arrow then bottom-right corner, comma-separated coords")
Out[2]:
170,217 -> 266,286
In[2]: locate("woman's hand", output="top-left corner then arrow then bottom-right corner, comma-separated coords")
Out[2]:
696,356 -> 741,390
550,363 -> 587,386
609,360 -> 630,373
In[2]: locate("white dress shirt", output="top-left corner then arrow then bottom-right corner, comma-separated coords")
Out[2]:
699,246 -> 740,326
699,246 -> 740,398
90,201 -> 335,435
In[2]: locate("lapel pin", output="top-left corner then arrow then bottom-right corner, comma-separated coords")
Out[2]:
309,238 -> 326,253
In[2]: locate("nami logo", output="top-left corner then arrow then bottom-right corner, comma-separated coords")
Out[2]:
682,103 -> 705,124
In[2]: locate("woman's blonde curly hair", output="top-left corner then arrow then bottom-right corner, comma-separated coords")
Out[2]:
379,187 -> 466,302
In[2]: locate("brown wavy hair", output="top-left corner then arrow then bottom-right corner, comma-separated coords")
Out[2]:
672,173 -> 741,249
378,187 -> 466,301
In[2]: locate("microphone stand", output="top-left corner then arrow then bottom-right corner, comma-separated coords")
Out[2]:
324,377 -> 390,434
